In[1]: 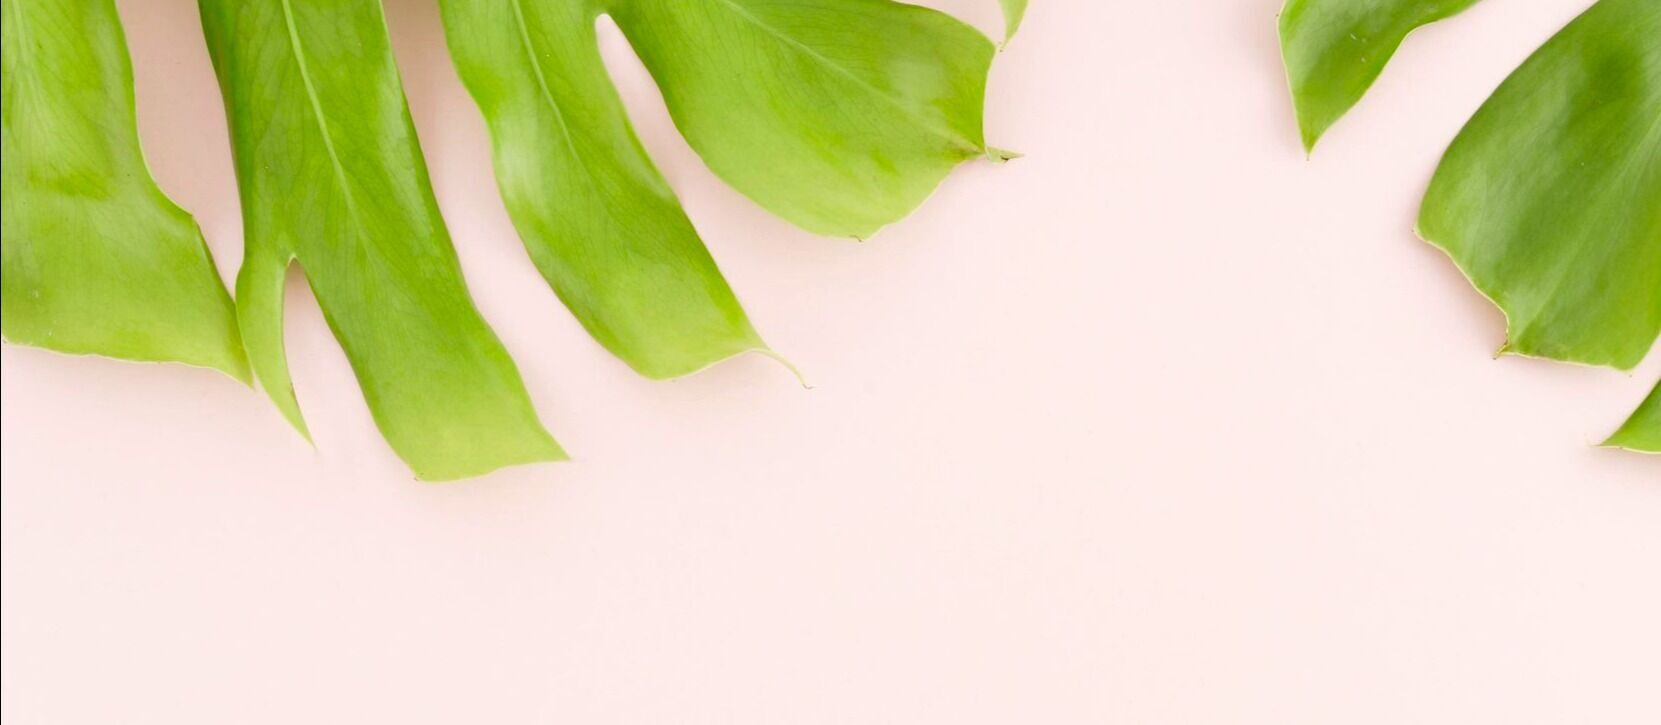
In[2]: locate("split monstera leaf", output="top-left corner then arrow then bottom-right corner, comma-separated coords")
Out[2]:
2,0 -> 247,380
0,0 -> 1024,480
1281,0 -> 1661,454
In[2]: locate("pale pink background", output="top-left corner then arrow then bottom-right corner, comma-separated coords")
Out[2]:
3,0 -> 1659,721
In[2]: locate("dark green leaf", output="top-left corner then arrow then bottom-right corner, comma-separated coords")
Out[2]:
1280,0 -> 1483,151
1418,0 -> 1661,371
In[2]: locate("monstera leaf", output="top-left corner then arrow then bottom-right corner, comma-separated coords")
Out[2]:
2,0 -> 1016,479
436,0 -> 1003,377
435,0 -> 771,380
1282,0 -> 1661,453
1280,0 -> 1483,151
199,0 -> 564,480
1608,383 -> 1661,453
1,0 -> 246,379
1420,0 -> 1660,371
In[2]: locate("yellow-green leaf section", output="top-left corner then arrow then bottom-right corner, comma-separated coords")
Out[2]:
436,0 -> 998,377
199,0 -> 564,481
437,0 -> 772,380
1001,0 -> 1028,43
1280,0 -> 1483,151
1418,0 -> 1661,372
1606,382 -> 1660,454
597,0 -> 995,239
2,0 -> 246,380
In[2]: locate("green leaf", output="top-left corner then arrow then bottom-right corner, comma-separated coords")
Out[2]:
1418,0 -> 1661,372
1280,0 -> 1483,151
437,0 -> 772,380
2,0 -> 246,380
595,0 -> 996,239
1606,382 -> 1661,454
1001,0 -> 1028,44
199,0 -> 564,481
1282,0 -> 1658,452
437,0 -> 996,376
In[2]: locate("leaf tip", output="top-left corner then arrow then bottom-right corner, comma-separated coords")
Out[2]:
753,348 -> 812,389
1297,120 -> 1323,156
999,0 -> 1028,47
285,408 -> 315,447
221,354 -> 255,388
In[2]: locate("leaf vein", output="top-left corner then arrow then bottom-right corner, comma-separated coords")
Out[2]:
701,0 -> 979,153
276,0 -> 364,243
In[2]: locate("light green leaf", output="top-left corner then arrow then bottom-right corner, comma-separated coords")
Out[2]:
437,0 -> 772,380
1280,0 -> 1483,151
1605,382 -> 1661,454
437,0 -> 996,376
2,0 -> 246,380
596,0 -> 997,239
1418,0 -> 1661,372
199,0 -> 564,481
1001,0 -> 1028,44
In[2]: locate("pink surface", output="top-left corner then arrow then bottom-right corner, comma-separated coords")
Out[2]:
3,0 -> 1658,721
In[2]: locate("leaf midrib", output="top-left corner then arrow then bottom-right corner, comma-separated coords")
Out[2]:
277,0 -> 365,241
506,0 -> 613,209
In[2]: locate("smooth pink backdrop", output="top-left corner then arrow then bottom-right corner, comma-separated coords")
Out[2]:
4,0 -> 1659,722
